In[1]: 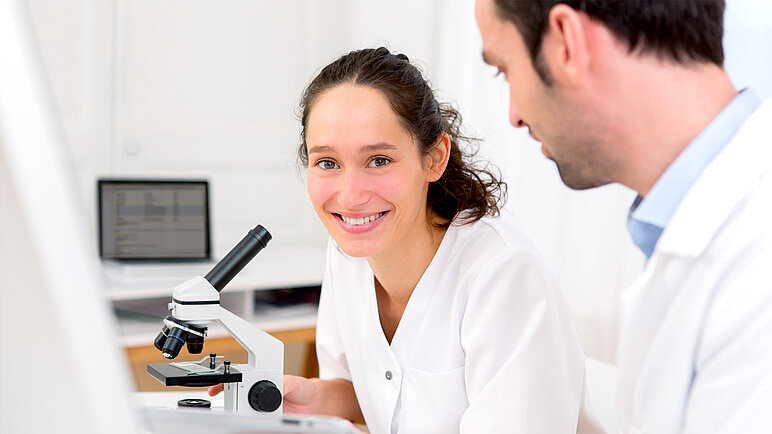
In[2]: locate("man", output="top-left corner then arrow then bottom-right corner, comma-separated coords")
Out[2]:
475,0 -> 771,432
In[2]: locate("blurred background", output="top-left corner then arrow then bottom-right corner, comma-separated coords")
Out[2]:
13,0 -> 772,430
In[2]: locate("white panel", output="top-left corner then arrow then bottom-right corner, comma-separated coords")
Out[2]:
304,0 -> 351,72
207,167 -> 325,258
724,0 -> 772,98
117,1 -> 312,167
25,0 -> 115,236
0,1 -> 137,431
111,0 -> 331,260
24,0 -> 87,118
346,0 -> 438,66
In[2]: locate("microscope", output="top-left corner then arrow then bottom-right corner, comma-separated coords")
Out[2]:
147,225 -> 284,415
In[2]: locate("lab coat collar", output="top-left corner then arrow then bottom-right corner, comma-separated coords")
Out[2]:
655,99 -> 772,257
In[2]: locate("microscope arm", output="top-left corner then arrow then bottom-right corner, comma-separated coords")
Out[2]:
217,306 -> 283,370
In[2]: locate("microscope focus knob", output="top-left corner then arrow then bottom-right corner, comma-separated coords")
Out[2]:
248,380 -> 282,412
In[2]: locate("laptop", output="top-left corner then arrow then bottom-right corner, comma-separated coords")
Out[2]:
98,179 -> 216,277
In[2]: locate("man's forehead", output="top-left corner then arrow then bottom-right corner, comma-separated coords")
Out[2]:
476,0 -> 500,31
476,0 -> 508,66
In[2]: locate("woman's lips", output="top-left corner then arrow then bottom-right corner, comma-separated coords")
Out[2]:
333,211 -> 389,233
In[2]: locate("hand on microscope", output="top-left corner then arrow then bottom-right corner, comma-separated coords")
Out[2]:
208,375 -> 363,422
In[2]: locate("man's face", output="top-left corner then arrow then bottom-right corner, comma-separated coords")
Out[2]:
475,0 -> 616,190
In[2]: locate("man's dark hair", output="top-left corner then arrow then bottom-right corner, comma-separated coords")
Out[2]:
493,0 -> 725,83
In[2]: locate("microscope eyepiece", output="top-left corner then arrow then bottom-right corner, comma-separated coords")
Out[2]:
204,225 -> 272,292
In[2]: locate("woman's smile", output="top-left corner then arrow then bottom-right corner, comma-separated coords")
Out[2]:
333,211 -> 389,233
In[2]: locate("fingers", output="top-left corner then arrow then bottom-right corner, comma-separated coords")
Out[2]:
283,375 -> 316,406
344,420 -> 367,434
207,383 -> 224,396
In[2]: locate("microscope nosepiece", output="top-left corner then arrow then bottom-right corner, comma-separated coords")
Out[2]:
154,318 -> 208,359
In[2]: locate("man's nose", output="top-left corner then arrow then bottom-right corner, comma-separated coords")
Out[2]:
510,102 -> 526,128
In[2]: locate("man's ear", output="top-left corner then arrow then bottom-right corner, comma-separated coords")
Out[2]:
426,132 -> 451,183
543,4 -> 590,86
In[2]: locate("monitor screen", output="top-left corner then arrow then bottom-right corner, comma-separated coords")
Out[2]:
98,179 -> 211,261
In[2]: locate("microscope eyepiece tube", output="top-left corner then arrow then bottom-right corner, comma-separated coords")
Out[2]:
204,225 -> 271,292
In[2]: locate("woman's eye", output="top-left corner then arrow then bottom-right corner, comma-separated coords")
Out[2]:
368,157 -> 390,168
316,160 -> 338,170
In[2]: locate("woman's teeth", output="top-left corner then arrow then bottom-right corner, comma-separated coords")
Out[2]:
341,212 -> 384,226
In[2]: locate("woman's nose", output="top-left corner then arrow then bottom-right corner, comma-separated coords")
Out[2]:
338,169 -> 369,207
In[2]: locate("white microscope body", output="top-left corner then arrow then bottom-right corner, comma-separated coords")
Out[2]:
171,276 -> 284,414
148,225 -> 284,415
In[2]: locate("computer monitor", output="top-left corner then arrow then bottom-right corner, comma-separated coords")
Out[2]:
98,179 -> 212,262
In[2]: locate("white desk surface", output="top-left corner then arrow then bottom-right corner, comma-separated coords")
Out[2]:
134,390 -> 224,409
134,391 -> 362,433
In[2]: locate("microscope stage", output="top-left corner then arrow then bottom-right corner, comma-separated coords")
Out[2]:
147,362 -> 243,387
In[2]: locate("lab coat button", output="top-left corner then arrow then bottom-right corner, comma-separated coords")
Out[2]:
385,370 -> 393,380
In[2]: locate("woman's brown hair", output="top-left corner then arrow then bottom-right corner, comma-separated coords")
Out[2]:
298,47 -> 506,227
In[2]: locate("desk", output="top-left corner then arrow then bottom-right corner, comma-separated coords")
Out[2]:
133,391 -> 360,433
134,390 -> 223,408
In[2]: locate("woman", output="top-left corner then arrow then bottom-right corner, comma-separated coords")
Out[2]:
214,47 -> 601,433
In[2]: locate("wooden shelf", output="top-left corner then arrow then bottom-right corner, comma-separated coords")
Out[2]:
126,326 -> 318,392
118,305 -> 317,348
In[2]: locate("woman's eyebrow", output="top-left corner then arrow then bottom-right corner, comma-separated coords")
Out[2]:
308,143 -> 398,155
361,143 -> 398,153
308,145 -> 335,155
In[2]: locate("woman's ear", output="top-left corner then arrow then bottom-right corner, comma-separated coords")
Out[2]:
426,133 -> 451,183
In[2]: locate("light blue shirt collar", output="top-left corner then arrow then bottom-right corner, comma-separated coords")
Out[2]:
627,88 -> 761,259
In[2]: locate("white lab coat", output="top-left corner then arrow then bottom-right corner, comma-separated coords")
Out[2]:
617,99 -> 772,433
316,217 -> 604,434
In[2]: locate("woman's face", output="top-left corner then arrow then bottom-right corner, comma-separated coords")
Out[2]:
305,84 -> 438,259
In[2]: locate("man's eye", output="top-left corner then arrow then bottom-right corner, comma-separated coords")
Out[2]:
317,160 -> 338,170
369,157 -> 390,168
